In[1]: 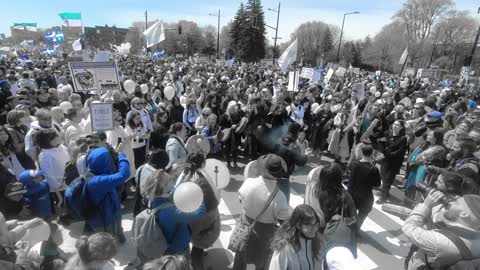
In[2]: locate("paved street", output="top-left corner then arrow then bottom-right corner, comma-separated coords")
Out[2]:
57,154 -> 411,270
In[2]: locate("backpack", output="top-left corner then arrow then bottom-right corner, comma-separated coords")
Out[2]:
131,203 -> 173,259
64,175 -> 94,220
63,161 -> 79,186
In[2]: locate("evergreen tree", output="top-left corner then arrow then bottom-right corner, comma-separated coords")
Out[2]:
230,3 -> 247,58
242,0 -> 267,62
321,26 -> 333,54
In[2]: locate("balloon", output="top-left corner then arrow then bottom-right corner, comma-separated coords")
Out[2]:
20,220 -> 50,247
124,80 -> 136,94
164,86 -> 175,100
140,84 -> 149,94
311,103 -> 320,114
173,182 -> 203,213
204,159 -> 230,189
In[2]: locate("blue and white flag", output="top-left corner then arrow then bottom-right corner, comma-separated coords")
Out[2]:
224,58 -> 235,66
42,45 -> 59,55
45,30 -> 64,42
151,50 -> 165,60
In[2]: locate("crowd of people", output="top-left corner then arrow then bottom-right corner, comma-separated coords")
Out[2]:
0,48 -> 479,270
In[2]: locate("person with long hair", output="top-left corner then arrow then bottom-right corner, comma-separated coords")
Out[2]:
0,125 -> 26,179
165,122 -> 188,168
126,110 -> 149,170
168,97 -> 185,124
64,232 -> 118,270
183,97 -> 201,136
269,204 -> 324,270
143,255 -> 192,270
201,114 -> 222,159
305,162 -> 357,225
377,120 -> 408,204
219,101 -> 242,168
150,109 -> 171,150
404,129 -> 447,207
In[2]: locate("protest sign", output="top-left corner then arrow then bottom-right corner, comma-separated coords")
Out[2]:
352,68 -> 360,75
311,70 -> 322,82
93,51 -> 111,62
403,68 -> 416,77
288,71 -> 299,92
336,67 -> 346,77
416,69 -> 435,79
353,82 -> 365,97
300,67 -> 314,80
90,103 -> 113,131
324,68 -> 334,85
69,62 -> 121,92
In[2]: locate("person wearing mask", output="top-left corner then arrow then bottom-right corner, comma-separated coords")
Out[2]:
403,193 -> 480,270
64,232 -> 118,270
232,154 -> 290,270
165,122 -> 188,168
348,144 -> 381,233
269,204 -> 324,270
24,109 -> 56,160
377,120 -> 408,204
83,147 -> 130,242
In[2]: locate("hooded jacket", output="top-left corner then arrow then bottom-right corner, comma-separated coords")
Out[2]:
85,148 -> 130,229
18,171 -> 51,219
269,238 -> 321,270
24,121 -> 55,160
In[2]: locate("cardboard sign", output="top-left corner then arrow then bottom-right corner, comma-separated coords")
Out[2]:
90,103 -> 113,131
324,68 -> 334,84
69,62 -> 121,92
300,67 -> 314,80
416,69 -> 435,79
353,83 -> 365,97
288,71 -> 299,92
311,70 -> 322,82
404,68 -> 416,77
336,67 -> 347,77
352,68 -> 360,75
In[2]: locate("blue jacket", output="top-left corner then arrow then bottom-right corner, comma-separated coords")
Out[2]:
85,148 -> 130,229
18,171 -> 51,220
150,197 -> 206,255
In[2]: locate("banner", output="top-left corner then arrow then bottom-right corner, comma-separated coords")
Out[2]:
352,68 -> 360,75
68,62 -> 121,92
277,39 -> 298,72
13,23 -> 37,32
90,103 -> 113,131
335,67 -> 346,77
399,47 -> 408,65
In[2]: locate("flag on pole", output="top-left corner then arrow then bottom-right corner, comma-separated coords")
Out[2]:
58,13 -> 82,27
277,39 -> 298,72
72,38 -> 84,51
143,21 -> 165,48
151,50 -> 165,60
399,47 -> 408,65
224,58 -> 235,66
45,30 -> 64,42
13,23 -> 37,32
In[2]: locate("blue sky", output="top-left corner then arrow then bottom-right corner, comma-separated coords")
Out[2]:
3,0 -> 477,42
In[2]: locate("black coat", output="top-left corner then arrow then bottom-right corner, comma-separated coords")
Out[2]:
380,135 -> 408,180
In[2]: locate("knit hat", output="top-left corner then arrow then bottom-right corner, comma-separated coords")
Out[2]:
464,195 -> 480,221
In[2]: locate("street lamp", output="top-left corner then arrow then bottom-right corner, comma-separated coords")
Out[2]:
336,11 -> 359,62
209,10 -> 221,59
267,2 -> 281,66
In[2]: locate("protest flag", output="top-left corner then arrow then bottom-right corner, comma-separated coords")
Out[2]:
152,50 -> 165,60
399,47 -> 408,65
45,30 -> 64,43
72,38 -> 84,51
13,23 -> 37,32
143,21 -> 165,48
59,13 -> 82,27
277,39 -> 298,72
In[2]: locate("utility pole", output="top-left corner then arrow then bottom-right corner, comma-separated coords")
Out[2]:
336,11 -> 359,62
145,11 -> 148,30
464,6 -> 480,67
209,10 -> 221,59
269,2 -> 281,66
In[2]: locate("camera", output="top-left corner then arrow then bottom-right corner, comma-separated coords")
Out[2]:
416,182 -> 449,206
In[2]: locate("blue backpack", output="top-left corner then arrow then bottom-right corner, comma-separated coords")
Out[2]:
65,175 -> 94,220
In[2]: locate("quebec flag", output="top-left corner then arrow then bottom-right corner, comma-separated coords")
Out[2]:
43,44 -> 60,55
45,30 -> 64,42
151,50 -> 165,60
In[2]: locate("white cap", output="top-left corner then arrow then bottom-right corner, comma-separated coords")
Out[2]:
415,98 -> 425,104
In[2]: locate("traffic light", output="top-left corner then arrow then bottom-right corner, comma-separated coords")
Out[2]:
178,25 -> 182,35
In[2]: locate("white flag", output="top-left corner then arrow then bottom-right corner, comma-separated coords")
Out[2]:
72,38 -> 82,51
143,21 -> 165,48
277,39 -> 298,72
399,47 -> 408,65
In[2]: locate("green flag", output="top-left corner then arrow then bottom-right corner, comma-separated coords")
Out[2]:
59,12 -> 82,27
